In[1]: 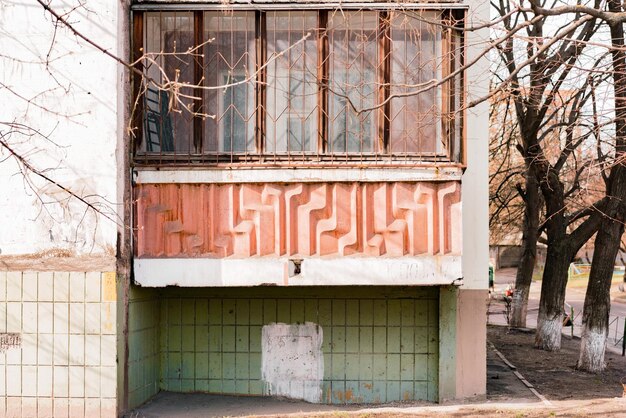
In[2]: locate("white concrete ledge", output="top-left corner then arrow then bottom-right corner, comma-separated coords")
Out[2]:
134,168 -> 463,184
133,256 -> 462,287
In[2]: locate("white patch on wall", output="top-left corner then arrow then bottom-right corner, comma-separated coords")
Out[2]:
261,322 -> 324,403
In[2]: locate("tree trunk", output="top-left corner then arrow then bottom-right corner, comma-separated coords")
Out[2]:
578,2 -> 626,372
577,216 -> 622,372
535,239 -> 571,351
510,174 -> 540,328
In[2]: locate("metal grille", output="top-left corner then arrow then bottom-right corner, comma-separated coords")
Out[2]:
133,9 -> 464,166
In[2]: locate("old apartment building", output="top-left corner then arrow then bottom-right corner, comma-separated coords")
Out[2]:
0,0 -> 488,416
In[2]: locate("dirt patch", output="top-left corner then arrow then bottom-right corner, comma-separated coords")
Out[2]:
488,325 -> 626,400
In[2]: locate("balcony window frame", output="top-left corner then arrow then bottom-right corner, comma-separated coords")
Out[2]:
131,4 -> 466,168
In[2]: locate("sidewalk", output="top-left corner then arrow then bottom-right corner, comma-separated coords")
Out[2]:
489,268 -> 626,355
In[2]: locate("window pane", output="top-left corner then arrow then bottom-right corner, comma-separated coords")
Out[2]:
389,11 -> 442,154
266,12 -> 319,154
203,12 -> 256,153
327,11 -> 379,153
142,12 -> 194,154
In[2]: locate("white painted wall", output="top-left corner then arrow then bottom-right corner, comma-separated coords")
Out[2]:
0,0 -> 121,256
461,0 -> 490,290
261,322 -> 324,403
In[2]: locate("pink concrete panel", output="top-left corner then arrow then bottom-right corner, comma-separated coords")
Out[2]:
134,182 -> 462,258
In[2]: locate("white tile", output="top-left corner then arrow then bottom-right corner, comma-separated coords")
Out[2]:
68,398 -> 85,418
69,365 -> 85,397
22,302 -> 37,333
53,333 -> 69,365
100,366 -> 117,398
5,366 -> 21,395
69,334 -> 85,365
85,398 -> 100,417
69,272 -> 85,302
54,302 -> 69,334
53,366 -> 69,397
100,398 -> 117,418
85,365 -> 101,397
101,302 -> 116,335
22,272 -> 37,301
85,335 -> 101,366
22,365 -> 37,396
0,271 -> 6,301
53,398 -> 69,418
0,397 -> 4,418
69,303 -> 85,334
38,397 -> 53,418
53,272 -> 70,302
85,272 -> 101,302
0,302 -> 6,332
0,365 -> 5,396
38,302 -> 54,333
21,397 -> 37,418
6,272 -> 22,301
6,396 -> 21,418
38,272 -> 54,302
101,335 -> 116,366
5,344 -> 21,365
37,365 -> 53,396
6,302 -> 21,332
85,303 -> 101,334
21,333 -> 38,365
38,333 -> 54,365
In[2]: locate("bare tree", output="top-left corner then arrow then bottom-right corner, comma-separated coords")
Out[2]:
491,0 -> 610,348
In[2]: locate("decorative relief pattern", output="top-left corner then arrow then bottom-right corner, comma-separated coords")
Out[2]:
134,182 -> 461,258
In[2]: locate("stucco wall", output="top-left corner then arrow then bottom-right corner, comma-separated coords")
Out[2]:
0,0 -> 121,256
461,0 -> 490,290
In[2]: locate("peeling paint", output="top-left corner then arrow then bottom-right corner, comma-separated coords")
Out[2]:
578,326 -> 607,371
536,314 -> 562,351
261,322 -> 324,403
0,333 -> 21,352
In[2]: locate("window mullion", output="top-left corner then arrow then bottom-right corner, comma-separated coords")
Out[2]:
318,10 -> 328,155
379,11 -> 390,155
194,11 -> 203,154
133,11 -> 144,156
256,11 -> 267,156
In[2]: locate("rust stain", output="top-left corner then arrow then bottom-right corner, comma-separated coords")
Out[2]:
102,272 -> 117,302
103,303 -> 114,333
362,383 -> 373,390
134,182 -> 462,258
403,391 -> 412,401
334,390 -> 344,402
344,389 -> 353,401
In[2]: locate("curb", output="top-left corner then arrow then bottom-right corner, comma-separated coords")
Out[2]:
488,341 -> 553,407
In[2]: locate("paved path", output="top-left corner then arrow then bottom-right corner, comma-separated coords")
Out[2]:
489,268 -> 626,354
127,347 -> 541,417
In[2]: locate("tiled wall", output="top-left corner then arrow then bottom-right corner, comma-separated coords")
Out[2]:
158,287 -> 439,403
127,286 -> 160,409
0,271 -> 118,418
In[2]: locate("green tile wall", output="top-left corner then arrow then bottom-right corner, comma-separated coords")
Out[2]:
127,286 -> 161,409
156,287 -> 439,404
